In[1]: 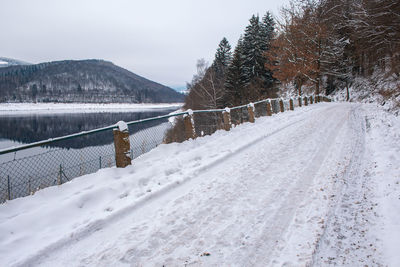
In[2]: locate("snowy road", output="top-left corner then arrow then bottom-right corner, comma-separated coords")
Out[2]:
1,102 -> 399,266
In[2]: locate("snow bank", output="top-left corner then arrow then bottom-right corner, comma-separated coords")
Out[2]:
333,70 -> 400,115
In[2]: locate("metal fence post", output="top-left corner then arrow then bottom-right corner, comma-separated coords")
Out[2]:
247,104 -> 255,123
99,156 -> 102,169
279,99 -> 285,112
266,100 -> 272,116
58,164 -> 63,185
298,97 -> 302,107
183,111 -> 196,140
113,121 -> 132,168
289,98 -> 294,110
7,175 -> 11,200
223,108 -> 231,131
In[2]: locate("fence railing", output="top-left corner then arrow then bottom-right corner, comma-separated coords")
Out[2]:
0,95 -> 332,203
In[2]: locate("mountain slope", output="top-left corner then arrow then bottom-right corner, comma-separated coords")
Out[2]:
0,57 -> 31,68
0,59 -> 184,103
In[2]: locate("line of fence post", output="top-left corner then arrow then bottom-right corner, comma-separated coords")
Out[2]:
0,95 -> 335,203
113,121 -> 132,168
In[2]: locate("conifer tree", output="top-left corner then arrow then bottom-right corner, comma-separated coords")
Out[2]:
242,15 -> 263,84
224,38 -> 247,105
213,37 -> 232,76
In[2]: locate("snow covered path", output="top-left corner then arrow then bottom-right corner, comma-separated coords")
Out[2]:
1,102 -> 399,266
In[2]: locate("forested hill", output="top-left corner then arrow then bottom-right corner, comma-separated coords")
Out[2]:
0,59 -> 184,103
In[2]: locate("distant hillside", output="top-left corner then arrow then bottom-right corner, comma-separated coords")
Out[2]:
0,59 -> 184,103
0,57 -> 31,68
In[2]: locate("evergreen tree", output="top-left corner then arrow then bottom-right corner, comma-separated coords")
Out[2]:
260,12 -> 275,87
224,38 -> 247,105
213,37 -> 232,75
240,12 -> 276,100
242,15 -> 263,84
261,12 -> 275,51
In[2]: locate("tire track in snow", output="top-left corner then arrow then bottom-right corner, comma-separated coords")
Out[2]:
249,104 -> 350,266
312,104 -> 383,266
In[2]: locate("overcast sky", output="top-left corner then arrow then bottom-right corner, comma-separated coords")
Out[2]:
1,0 -> 288,88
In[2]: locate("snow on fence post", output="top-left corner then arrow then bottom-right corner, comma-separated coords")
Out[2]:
183,110 -> 196,140
279,99 -> 285,112
223,108 -> 231,131
113,121 -> 132,168
247,103 -> 255,123
266,100 -> 272,116
298,97 -> 302,107
304,96 -> 308,106
289,98 -> 294,110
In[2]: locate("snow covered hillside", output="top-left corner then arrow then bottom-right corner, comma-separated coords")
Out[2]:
0,102 -> 399,266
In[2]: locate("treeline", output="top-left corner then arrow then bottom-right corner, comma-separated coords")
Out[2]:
268,0 -> 399,98
0,60 -> 184,103
184,0 -> 399,110
184,12 -> 278,111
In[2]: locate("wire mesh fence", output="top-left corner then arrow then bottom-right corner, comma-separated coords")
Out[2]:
0,95 -> 332,203
0,128 -> 116,202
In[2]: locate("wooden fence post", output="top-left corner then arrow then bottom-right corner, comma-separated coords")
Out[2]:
113,121 -> 132,168
184,111 -> 196,140
279,99 -> 285,112
310,95 -> 314,104
247,104 -> 255,123
289,98 -> 294,110
266,100 -> 272,116
298,97 -> 302,107
223,108 -> 231,131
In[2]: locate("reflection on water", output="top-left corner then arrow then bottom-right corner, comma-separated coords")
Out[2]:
0,109 -> 175,149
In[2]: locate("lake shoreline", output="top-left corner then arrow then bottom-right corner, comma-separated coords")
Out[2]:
0,103 -> 183,115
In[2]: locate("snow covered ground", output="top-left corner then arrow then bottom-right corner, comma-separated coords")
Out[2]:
0,102 -> 398,266
0,103 -> 182,115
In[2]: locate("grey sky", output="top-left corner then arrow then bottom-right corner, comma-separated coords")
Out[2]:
1,0 -> 288,88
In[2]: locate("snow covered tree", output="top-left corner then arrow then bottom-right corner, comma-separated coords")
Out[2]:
242,15 -> 263,85
185,39 -> 233,110
213,37 -> 232,77
224,38 -> 247,105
